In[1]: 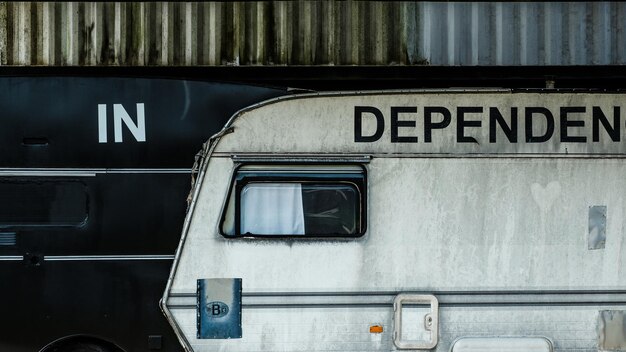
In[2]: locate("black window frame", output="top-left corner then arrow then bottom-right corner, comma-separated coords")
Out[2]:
0,177 -> 89,229
219,164 -> 367,239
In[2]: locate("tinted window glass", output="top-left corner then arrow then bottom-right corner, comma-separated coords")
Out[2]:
0,180 -> 87,227
302,184 -> 358,235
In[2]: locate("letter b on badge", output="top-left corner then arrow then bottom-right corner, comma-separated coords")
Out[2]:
207,301 -> 229,318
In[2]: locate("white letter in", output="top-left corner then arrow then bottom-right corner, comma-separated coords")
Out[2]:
98,104 -> 108,143
113,103 -> 146,143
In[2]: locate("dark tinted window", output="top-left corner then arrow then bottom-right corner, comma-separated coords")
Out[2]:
0,180 -> 87,227
301,184 -> 358,235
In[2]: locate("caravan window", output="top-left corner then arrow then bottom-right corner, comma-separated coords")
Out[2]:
220,165 -> 366,238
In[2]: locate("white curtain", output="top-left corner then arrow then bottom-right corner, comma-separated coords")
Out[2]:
240,183 -> 305,235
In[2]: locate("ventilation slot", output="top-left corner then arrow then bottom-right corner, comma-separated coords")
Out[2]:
0,233 -> 16,246
22,137 -> 49,146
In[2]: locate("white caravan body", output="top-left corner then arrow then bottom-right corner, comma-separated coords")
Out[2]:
162,90 -> 626,352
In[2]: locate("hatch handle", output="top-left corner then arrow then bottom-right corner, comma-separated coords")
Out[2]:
393,293 -> 439,350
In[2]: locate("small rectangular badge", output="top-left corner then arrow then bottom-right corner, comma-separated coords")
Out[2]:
598,310 -> 626,350
588,206 -> 607,250
197,278 -> 242,339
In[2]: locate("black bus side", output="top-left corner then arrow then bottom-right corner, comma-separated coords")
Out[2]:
0,77 -> 286,352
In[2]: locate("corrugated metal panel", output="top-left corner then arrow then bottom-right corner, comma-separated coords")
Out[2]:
0,1 -> 624,66
416,2 -> 626,66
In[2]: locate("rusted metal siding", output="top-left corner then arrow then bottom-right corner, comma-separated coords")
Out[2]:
0,1 -> 415,66
0,1 -> 624,66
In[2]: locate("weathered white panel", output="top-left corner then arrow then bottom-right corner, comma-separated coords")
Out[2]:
174,157 -> 626,293
166,91 -> 626,351
216,92 -> 626,155
171,157 -> 233,293
169,304 -> 620,351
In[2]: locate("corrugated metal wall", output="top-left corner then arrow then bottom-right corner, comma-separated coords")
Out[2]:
1,1 -> 625,66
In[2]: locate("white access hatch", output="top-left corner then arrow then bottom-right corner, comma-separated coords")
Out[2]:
451,337 -> 553,352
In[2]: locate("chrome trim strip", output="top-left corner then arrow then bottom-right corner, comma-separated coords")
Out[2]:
0,168 -> 191,177
167,291 -> 626,308
215,152 -> 626,160
0,256 -> 23,261
0,170 -> 98,177
106,169 -> 191,174
232,155 -> 371,164
44,255 -> 175,261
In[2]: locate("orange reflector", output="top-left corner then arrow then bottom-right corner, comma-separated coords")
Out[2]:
369,325 -> 383,333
